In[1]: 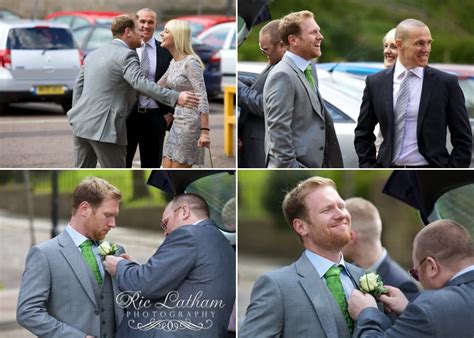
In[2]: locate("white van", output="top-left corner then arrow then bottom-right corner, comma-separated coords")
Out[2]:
0,20 -> 82,113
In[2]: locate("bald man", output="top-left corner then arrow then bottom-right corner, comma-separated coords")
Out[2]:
355,18 -> 471,168
349,220 -> 474,337
343,197 -> 419,301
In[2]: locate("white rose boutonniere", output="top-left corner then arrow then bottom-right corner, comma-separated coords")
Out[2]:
359,272 -> 388,297
98,240 -> 118,258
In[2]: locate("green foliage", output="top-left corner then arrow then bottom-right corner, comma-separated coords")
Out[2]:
239,0 -> 474,64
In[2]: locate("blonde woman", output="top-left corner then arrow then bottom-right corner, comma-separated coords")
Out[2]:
159,19 -> 210,168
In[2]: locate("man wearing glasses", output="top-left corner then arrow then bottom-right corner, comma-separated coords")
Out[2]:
103,193 -> 236,337
238,19 -> 285,168
348,219 -> 474,338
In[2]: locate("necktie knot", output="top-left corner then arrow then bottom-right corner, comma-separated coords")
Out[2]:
324,265 -> 343,278
80,239 -> 92,249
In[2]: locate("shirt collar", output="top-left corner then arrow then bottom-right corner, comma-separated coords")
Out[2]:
140,38 -> 156,51
285,50 -> 312,72
66,224 -> 90,248
450,264 -> 474,281
394,59 -> 424,79
305,249 -> 347,278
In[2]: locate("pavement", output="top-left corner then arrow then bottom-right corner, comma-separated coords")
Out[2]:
0,210 -> 166,336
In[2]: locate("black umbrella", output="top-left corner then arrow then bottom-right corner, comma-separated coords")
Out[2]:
383,170 -> 474,224
147,170 -> 235,196
238,0 -> 271,45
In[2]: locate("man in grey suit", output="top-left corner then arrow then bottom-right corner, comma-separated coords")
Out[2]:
104,193 -> 236,337
240,176 -> 364,338
349,219 -> 474,338
238,19 -> 285,168
343,197 -> 419,301
67,14 -> 198,168
263,11 -> 343,168
17,177 -> 125,338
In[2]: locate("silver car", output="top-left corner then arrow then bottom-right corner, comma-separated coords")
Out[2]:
0,20 -> 82,113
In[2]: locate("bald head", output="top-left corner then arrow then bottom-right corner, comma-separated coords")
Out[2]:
345,197 -> 382,243
395,18 -> 429,41
414,220 -> 474,266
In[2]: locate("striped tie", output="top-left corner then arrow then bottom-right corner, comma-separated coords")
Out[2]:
139,43 -> 153,109
393,70 -> 412,161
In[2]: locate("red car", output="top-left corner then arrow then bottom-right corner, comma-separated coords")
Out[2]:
45,10 -> 123,31
175,15 -> 235,37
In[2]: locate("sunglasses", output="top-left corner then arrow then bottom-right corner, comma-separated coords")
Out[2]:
159,206 -> 183,231
408,256 -> 429,281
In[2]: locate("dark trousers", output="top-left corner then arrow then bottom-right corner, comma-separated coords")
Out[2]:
126,109 -> 167,168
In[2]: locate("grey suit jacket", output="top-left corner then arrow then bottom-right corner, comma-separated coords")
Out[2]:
377,254 -> 419,301
263,55 -> 343,168
354,270 -> 474,338
67,39 -> 179,146
16,230 -> 124,338
115,219 -> 236,337
240,253 -> 364,338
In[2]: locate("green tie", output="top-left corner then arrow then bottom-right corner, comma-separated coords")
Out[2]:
80,239 -> 103,286
304,64 -> 316,88
324,265 -> 353,333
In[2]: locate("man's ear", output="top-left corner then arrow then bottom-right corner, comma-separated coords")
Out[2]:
288,34 -> 298,48
395,38 -> 403,49
425,256 -> 439,278
293,218 -> 308,238
78,201 -> 92,217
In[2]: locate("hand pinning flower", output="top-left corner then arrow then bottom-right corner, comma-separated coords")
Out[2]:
359,272 -> 388,297
98,240 -> 118,258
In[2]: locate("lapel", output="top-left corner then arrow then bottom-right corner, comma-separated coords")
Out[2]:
58,231 -> 98,307
296,254 -> 340,337
284,56 -> 324,119
417,66 -> 434,132
154,38 -> 172,81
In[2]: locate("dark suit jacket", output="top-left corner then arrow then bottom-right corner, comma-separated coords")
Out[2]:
377,254 -> 419,301
133,38 -> 174,115
354,270 -> 474,337
115,219 -> 236,337
354,65 -> 472,168
238,64 -> 274,168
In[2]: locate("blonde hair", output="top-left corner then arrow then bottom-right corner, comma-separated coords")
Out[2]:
383,28 -> 396,45
165,19 -> 203,67
345,197 -> 382,242
279,10 -> 314,46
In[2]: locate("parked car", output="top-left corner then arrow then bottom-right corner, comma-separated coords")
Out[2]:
45,10 -> 123,31
237,62 -> 363,167
319,62 -> 474,162
0,20 -> 82,113
0,8 -> 21,20
175,15 -> 235,37
198,22 -> 236,89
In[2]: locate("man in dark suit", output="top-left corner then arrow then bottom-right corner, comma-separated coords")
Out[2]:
126,8 -> 174,168
343,197 -> 419,301
240,176 -> 363,337
104,193 -> 236,337
354,18 -> 472,168
349,219 -> 474,338
238,19 -> 285,168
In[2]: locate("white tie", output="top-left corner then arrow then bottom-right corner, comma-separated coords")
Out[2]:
393,71 -> 412,161
139,43 -> 152,109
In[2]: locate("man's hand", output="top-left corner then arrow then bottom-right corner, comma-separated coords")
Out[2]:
177,91 -> 199,109
85,335 -> 96,338
164,113 -> 173,127
119,253 -> 136,262
348,289 -> 377,320
378,285 -> 409,316
103,255 -> 124,276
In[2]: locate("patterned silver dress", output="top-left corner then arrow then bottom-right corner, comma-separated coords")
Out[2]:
159,54 -> 209,165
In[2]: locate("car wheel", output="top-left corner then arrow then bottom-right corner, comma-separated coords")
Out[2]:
60,100 -> 72,113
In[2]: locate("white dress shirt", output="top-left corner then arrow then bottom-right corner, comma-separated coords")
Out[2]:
392,59 -> 428,165
137,39 -> 159,109
66,225 -> 104,278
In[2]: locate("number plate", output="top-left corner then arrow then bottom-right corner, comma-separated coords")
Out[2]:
35,86 -> 65,95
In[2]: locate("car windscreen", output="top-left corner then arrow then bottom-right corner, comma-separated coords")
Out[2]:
7,27 -> 75,50
434,183 -> 474,235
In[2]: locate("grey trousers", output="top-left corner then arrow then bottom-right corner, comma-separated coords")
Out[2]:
73,136 -> 126,168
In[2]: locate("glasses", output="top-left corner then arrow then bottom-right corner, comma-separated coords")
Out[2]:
408,257 -> 429,281
160,206 -> 183,231
259,41 -> 282,55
